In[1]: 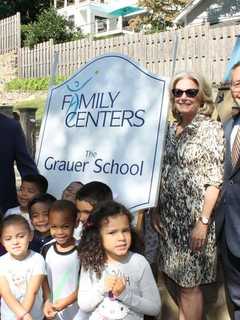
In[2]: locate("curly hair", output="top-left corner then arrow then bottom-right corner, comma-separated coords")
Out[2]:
170,71 -> 215,122
78,200 -> 141,278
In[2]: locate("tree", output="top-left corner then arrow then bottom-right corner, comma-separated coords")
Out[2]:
0,0 -> 50,24
129,0 -> 188,33
22,7 -> 83,48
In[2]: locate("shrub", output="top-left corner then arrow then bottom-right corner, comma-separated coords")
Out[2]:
6,76 -> 67,91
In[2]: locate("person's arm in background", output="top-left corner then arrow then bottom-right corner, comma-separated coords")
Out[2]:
14,119 -> 38,176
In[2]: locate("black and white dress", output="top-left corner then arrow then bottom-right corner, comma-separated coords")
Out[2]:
158,114 -> 224,287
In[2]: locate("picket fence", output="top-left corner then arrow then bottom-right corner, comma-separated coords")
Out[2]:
0,13 -> 21,54
17,23 -> 240,83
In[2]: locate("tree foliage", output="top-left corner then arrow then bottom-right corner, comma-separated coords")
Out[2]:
0,0 -> 50,24
129,0 -> 188,33
22,7 -> 83,48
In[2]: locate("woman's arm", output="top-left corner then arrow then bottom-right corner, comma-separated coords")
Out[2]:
0,276 -> 32,319
21,274 -> 44,312
191,185 -> 220,251
78,268 -> 104,312
191,121 -> 225,251
117,260 -> 161,316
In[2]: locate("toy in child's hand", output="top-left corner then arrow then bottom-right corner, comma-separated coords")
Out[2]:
89,296 -> 129,320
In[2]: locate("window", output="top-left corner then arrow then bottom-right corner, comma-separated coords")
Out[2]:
67,0 -> 74,5
56,0 -> 64,8
68,15 -> 75,25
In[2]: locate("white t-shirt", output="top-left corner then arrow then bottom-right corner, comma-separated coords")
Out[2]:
4,206 -> 32,228
0,250 -> 46,320
42,240 -> 88,320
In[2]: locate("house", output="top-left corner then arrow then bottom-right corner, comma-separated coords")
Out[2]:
173,0 -> 240,27
53,0 -> 145,36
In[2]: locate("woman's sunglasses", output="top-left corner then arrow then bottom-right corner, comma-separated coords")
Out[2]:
172,88 -> 199,98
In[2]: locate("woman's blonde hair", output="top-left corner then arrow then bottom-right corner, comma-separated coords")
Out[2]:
170,71 -> 215,121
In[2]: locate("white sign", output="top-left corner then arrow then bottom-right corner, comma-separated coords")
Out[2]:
36,54 -> 169,211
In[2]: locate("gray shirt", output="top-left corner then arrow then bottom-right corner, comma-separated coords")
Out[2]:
78,252 -> 161,319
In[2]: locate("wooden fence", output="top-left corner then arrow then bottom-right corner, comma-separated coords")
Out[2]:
18,23 -> 240,84
0,13 -> 21,54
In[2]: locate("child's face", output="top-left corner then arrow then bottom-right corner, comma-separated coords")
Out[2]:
76,200 -> 93,224
17,181 -> 40,210
30,202 -> 50,235
49,210 -> 75,247
100,214 -> 131,263
1,223 -> 33,260
62,182 -> 82,203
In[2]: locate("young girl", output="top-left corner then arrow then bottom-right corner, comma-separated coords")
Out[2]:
0,215 -> 46,320
78,200 -> 161,320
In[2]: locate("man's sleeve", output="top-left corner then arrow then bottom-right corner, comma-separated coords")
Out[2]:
14,120 -> 38,177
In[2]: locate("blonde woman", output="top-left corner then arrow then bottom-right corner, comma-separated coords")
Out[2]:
154,72 -> 225,320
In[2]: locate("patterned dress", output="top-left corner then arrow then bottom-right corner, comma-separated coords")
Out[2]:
158,114 -> 224,287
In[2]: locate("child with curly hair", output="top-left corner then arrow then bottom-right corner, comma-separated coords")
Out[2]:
78,200 -> 161,320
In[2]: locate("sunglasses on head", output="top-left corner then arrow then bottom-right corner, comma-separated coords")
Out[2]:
172,88 -> 199,98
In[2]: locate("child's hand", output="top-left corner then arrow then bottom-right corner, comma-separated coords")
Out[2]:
112,277 -> 126,297
53,299 -> 65,312
104,276 -> 126,297
23,313 -> 33,320
104,275 -> 117,292
43,299 -> 57,319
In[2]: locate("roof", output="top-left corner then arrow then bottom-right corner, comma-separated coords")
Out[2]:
173,0 -> 204,24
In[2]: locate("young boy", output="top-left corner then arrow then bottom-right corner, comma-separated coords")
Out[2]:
28,193 -> 56,253
42,200 -> 86,320
74,181 -> 113,239
4,174 -> 48,226
0,215 -> 46,320
62,181 -> 83,203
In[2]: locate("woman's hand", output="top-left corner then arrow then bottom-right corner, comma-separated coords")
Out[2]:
149,208 -> 165,237
190,220 -> 208,251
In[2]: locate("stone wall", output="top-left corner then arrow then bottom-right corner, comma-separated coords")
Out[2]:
0,51 -> 18,92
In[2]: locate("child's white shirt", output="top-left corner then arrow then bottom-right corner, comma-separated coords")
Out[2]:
42,240 -> 88,320
0,250 -> 46,320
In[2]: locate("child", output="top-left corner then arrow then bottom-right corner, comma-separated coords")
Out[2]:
78,200 -> 161,319
0,215 -> 46,320
28,193 -> 56,253
42,200 -> 86,320
62,181 -> 83,203
74,181 -> 113,239
4,174 -> 48,226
